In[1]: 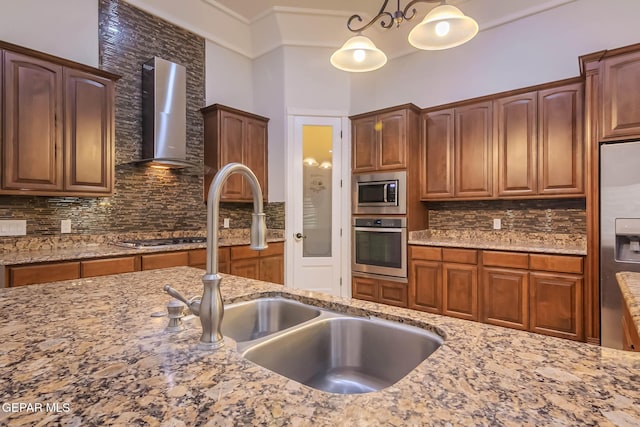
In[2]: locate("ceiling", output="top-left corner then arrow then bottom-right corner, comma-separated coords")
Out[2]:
214,0 -> 468,22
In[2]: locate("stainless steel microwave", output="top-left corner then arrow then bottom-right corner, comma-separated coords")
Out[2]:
352,171 -> 406,215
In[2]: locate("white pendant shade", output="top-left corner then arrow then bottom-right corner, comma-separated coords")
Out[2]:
330,35 -> 387,72
408,4 -> 478,50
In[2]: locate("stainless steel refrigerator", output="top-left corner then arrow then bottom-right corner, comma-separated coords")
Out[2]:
600,140 -> 640,349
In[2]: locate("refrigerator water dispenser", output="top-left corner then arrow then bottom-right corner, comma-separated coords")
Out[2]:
615,218 -> 640,263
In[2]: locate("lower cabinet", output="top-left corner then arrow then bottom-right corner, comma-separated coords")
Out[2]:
352,275 -> 408,308
408,245 -> 586,342
622,302 -> 640,352
4,243 -> 285,287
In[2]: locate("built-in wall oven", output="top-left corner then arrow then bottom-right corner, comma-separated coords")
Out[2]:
352,171 -> 406,215
352,217 -> 407,279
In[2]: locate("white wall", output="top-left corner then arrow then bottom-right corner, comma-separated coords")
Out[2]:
350,0 -> 640,113
253,48 -> 287,202
205,41 -> 254,110
0,0 -> 98,66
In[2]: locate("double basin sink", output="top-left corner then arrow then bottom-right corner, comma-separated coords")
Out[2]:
220,297 -> 443,394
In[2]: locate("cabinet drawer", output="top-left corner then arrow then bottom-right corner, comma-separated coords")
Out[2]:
188,249 -> 206,266
352,276 -> 378,302
259,241 -> 284,257
529,254 -> 583,274
230,245 -> 258,260
443,248 -> 478,264
410,245 -> 442,261
482,251 -> 529,269
9,262 -> 80,287
81,256 -> 138,278
141,252 -> 189,270
379,280 -> 408,307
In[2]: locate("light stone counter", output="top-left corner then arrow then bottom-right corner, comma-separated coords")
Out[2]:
1,267 -> 639,425
409,230 -> 587,255
617,272 -> 640,335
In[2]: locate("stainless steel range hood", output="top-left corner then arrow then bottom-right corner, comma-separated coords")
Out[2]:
140,57 -> 196,169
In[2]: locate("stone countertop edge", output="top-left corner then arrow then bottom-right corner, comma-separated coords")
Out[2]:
0,237 -> 286,266
407,237 -> 587,255
617,271 -> 640,334
0,266 -> 638,426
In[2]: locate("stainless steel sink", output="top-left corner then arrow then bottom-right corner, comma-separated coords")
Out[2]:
221,297 -> 321,343
241,316 -> 443,394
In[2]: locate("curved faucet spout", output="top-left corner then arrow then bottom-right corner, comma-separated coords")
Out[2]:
205,163 -> 268,275
195,162 -> 267,350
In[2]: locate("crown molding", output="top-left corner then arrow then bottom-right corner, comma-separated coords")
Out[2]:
200,0 -> 251,24
480,0 -> 577,31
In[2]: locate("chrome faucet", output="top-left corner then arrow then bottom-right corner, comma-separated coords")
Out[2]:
164,163 -> 267,349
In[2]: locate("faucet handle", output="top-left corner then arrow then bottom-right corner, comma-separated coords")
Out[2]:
163,284 -> 201,316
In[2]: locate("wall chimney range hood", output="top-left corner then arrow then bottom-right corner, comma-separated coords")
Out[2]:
140,57 -> 196,169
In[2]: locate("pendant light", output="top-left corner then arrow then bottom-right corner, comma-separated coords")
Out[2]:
330,35 -> 387,72
408,4 -> 479,50
330,0 -> 478,72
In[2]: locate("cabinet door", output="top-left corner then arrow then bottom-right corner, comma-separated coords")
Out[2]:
219,110 -> 245,200
538,83 -> 584,196
530,272 -> 583,341
230,258 -> 260,280
352,116 -> 377,173
3,51 -> 63,191
482,268 -> 529,330
455,102 -> 493,198
352,276 -> 378,302
377,110 -> 407,170
602,51 -> 640,141
259,255 -> 284,285
622,302 -> 640,352
64,69 -> 113,193
421,109 -> 454,199
495,93 -> 537,197
245,117 -> 268,200
409,259 -> 442,313
379,279 -> 408,307
442,263 -> 478,321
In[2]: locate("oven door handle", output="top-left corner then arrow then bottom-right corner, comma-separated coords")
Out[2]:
383,183 -> 388,203
354,227 -> 404,233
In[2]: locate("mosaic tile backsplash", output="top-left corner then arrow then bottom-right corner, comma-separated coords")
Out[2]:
0,0 -> 284,240
427,198 -> 586,235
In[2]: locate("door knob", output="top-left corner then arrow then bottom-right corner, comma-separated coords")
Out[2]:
294,232 -> 306,240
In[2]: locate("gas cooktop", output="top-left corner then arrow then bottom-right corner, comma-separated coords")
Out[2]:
116,237 -> 206,248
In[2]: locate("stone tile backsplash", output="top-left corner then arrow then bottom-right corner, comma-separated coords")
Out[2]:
427,199 -> 586,235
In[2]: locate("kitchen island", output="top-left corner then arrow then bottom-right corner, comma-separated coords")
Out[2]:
1,267 -> 639,426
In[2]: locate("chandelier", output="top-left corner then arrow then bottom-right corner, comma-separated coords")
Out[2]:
330,0 -> 478,72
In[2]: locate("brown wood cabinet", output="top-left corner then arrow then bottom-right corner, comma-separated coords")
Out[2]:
537,83 -> 584,196
202,104 -> 268,202
408,246 -> 442,313
421,78 -> 584,201
4,243 -> 284,287
407,245 -> 586,342
350,104 -> 419,173
352,275 -> 408,307
601,49 -> 640,141
622,302 -> 640,352
455,102 -> 494,199
494,92 -> 537,197
421,109 -> 454,199
1,43 -> 117,196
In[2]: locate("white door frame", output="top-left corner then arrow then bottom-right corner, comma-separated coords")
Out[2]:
285,108 -> 351,298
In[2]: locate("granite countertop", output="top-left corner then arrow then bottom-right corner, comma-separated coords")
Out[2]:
0,236 -> 285,267
1,267 -> 639,425
617,272 -> 640,334
409,230 -> 587,255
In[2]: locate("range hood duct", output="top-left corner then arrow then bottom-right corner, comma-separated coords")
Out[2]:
140,57 -> 196,169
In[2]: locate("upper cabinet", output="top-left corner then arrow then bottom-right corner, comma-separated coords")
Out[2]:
421,79 -> 584,201
201,104 -> 269,202
350,104 -> 419,173
600,49 -> 640,141
1,42 -> 118,197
